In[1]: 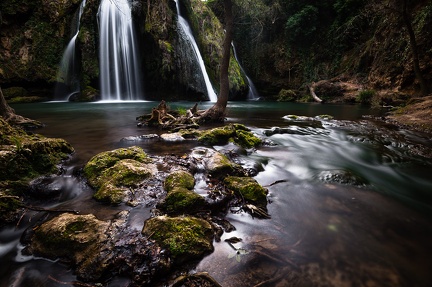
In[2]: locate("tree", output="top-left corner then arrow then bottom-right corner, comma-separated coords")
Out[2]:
199,0 -> 233,122
401,0 -> 428,96
0,86 -> 41,127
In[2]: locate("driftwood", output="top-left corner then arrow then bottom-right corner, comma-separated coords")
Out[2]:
137,100 -> 203,130
308,83 -> 323,103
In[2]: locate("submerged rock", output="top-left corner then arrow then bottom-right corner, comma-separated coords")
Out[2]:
142,215 -> 214,264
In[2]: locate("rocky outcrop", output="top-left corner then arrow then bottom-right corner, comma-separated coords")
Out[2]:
0,0 -> 82,93
83,146 -> 156,204
0,117 -> 74,226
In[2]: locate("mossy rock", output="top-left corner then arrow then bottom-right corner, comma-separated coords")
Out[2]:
205,152 -> 238,179
164,170 -> 195,192
159,187 -> 206,215
198,124 -> 261,148
0,128 -> 74,181
84,147 -> 155,204
84,146 -> 151,185
142,216 -> 214,264
224,176 -> 268,208
277,89 -> 297,102
93,182 -> 129,204
29,213 -> 109,264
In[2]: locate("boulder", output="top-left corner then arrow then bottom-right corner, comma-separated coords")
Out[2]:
224,176 -> 268,209
83,146 -> 156,204
142,215 -> 214,264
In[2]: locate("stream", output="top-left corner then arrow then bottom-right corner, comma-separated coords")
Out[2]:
1,101 -> 432,287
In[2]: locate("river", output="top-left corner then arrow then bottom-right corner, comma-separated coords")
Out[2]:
1,101 -> 432,286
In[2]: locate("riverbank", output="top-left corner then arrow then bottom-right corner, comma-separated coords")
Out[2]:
386,95 -> 432,134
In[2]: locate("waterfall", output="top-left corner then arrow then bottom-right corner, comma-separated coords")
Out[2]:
98,0 -> 143,101
232,42 -> 260,100
54,0 -> 86,101
175,0 -> 217,102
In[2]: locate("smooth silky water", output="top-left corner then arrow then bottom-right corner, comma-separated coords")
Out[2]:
2,101 -> 432,286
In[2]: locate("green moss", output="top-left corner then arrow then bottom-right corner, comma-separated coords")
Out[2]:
198,126 -> 235,145
357,89 -> 376,105
84,146 -> 150,185
278,89 -> 297,102
224,176 -> 268,208
198,124 -> 261,148
93,183 -> 127,204
161,187 -> 206,215
142,216 -> 213,263
84,147 -> 155,204
164,170 -> 195,192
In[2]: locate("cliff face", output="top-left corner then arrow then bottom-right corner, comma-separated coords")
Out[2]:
0,0 -> 82,93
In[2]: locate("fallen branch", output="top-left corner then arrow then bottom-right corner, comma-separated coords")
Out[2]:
309,83 -> 323,103
23,205 -> 79,214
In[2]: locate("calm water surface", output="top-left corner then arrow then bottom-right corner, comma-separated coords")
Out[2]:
1,101 -> 432,286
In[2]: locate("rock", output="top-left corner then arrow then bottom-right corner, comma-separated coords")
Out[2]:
198,124 -> 261,149
163,170 -> 195,192
160,132 -> 185,142
26,211 -> 171,284
172,272 -> 222,287
84,147 -> 156,204
159,187 -> 206,215
224,176 -> 268,209
28,213 -> 110,277
142,215 -> 214,264
120,134 -> 159,142
190,147 -> 243,179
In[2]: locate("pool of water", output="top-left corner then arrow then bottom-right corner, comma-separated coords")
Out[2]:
2,101 -> 432,286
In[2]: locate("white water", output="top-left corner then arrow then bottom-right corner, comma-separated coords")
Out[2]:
175,0 -> 217,102
55,0 -> 86,101
232,42 -> 260,100
98,0 -> 143,101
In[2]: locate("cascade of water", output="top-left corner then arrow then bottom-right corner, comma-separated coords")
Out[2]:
98,0 -> 143,101
232,42 -> 260,100
175,0 -> 217,102
54,0 -> 87,101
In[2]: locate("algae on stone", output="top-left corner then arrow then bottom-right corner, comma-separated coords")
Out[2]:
159,187 -> 206,215
164,170 -> 195,192
142,216 -> 214,264
224,176 -> 268,208
83,146 -> 156,204
198,124 -> 261,148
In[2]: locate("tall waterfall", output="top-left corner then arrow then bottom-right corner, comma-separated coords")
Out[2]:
54,0 -> 86,101
175,0 -> 217,102
98,0 -> 143,101
232,42 -> 260,100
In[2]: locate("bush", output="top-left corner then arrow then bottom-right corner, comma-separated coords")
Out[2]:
356,89 -> 375,105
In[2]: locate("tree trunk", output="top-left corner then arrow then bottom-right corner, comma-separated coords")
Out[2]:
402,0 -> 428,96
200,0 -> 233,122
1,86 -> 42,127
0,86 -> 16,120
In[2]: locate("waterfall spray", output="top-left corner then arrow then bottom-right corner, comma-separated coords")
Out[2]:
98,0 -> 143,101
175,0 -> 217,102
